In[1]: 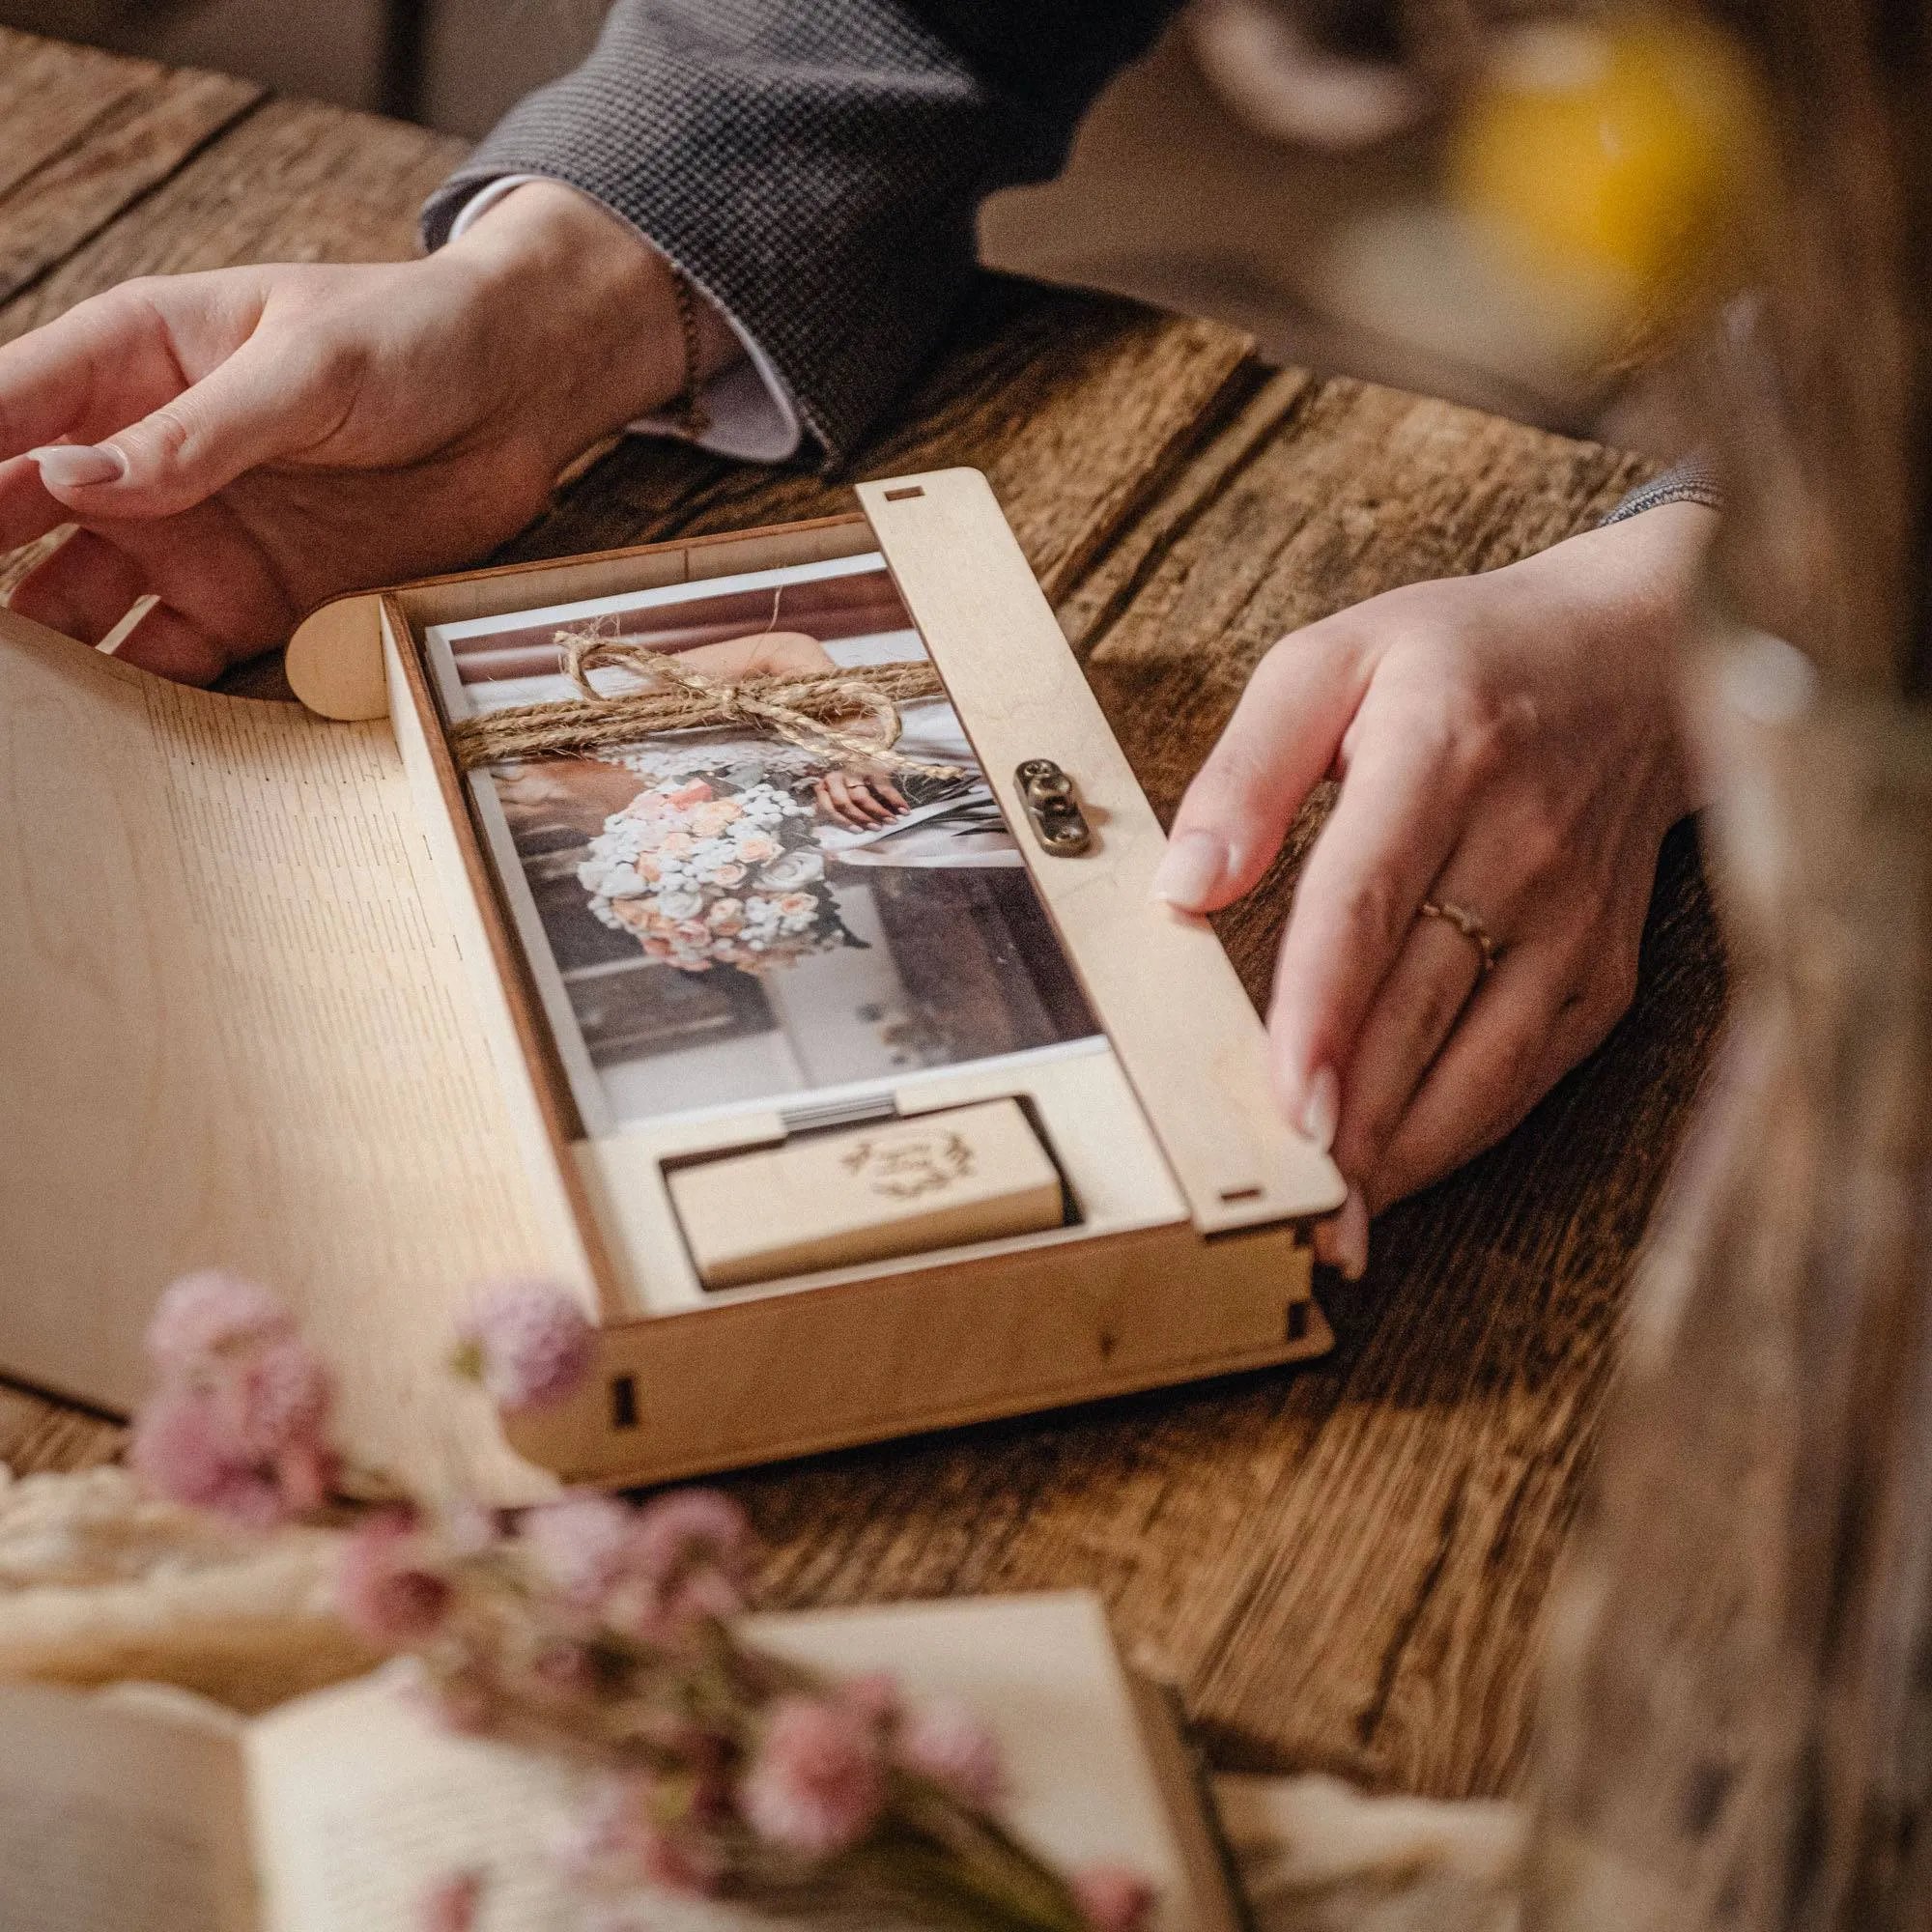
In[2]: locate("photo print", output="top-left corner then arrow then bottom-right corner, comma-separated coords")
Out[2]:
424,553 -> 1102,1135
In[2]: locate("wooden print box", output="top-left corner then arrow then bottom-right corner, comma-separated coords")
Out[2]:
0,468 -> 1345,1504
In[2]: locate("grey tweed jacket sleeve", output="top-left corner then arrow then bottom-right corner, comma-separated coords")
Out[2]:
422,0 -> 1177,468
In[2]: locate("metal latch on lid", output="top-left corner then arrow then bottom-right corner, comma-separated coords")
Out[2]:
1015,759 -> 1092,855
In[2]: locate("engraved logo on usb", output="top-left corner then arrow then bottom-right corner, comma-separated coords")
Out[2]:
841,1130 -> 976,1200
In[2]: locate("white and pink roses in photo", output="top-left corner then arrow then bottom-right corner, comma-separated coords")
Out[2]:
579,775 -> 858,974
128,1271 -> 1153,1932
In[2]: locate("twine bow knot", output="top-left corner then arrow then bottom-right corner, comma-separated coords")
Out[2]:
449,628 -> 965,779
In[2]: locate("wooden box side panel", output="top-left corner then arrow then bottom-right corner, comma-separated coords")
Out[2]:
380,600 -> 617,1308
858,469 -> 1347,1236
0,604 -> 572,1502
506,1220 -> 1328,1487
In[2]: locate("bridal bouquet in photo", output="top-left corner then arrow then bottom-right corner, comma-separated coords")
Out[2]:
579,775 -> 860,975
128,1271 -> 1151,1932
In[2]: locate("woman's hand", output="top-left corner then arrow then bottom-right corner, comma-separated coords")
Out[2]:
680,630 -> 838,682
815,763 -> 910,830
1151,501 -> 1715,1273
0,183 -> 732,683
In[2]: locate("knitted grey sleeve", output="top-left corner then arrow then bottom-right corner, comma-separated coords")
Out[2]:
1599,450 -> 1725,526
421,0 -> 1175,468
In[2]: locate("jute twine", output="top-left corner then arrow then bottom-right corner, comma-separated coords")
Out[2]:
450,631 -> 966,778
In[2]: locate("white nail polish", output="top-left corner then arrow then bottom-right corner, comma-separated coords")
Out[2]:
31,443 -> 127,490
1150,829 -> 1227,909
1299,1065 -> 1340,1153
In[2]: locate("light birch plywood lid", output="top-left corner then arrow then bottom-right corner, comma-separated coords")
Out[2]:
858,468 -> 1347,1235
0,603 -> 583,1503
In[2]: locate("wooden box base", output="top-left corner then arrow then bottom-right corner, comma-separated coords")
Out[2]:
508,1221 -> 1333,1489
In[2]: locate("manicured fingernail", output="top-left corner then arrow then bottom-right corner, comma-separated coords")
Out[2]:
1335,1188 -> 1370,1280
1299,1065 -> 1339,1153
31,443 -> 127,489
1151,830 -> 1228,909
1315,1188 -> 1370,1281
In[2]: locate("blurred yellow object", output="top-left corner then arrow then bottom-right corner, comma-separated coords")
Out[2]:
1451,15 -> 1767,317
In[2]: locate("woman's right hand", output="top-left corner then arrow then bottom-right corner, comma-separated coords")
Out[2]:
0,183 -> 730,683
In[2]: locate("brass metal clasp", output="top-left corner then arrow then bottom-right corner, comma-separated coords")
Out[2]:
1014,758 -> 1092,855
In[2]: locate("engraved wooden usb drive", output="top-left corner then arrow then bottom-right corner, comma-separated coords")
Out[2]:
669,1098 -> 1066,1289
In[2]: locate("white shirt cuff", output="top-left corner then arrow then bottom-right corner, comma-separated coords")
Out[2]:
448,175 -> 805,465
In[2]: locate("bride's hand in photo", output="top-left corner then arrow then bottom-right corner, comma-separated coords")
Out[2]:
1152,502 -> 1716,1274
0,183 -> 734,684
814,764 -> 910,830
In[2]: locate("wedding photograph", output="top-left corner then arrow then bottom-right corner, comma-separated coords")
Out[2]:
425,554 -> 1102,1132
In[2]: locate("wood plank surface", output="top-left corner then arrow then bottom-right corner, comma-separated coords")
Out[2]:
0,31 -> 181,196
0,95 -> 466,343
0,49 -> 260,309
0,32 -> 1730,1801
503,283 -> 1264,609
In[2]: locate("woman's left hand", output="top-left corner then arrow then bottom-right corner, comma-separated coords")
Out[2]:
1151,502 -> 1715,1274
815,764 -> 910,830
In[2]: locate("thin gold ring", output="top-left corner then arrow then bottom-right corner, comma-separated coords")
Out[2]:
1420,897 -> 1501,977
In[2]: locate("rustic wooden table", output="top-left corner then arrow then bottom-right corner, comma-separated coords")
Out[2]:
0,28 -> 1727,1800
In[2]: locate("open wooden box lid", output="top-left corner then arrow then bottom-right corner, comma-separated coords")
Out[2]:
0,468 -> 1341,1501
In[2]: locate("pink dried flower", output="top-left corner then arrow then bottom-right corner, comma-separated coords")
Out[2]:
558,1776 -> 723,1897
840,1670 -> 902,1730
524,1494 -> 641,1610
634,1489 -> 751,1586
128,1390 -> 287,1528
132,1278 -> 337,1530
336,1512 -> 453,1645
1072,1864 -> 1155,1932
633,1489 -> 753,1633
441,1497 -> 502,1559
529,1639 -> 599,1701
639,1827 -> 725,1898
556,1773 -> 651,1884
419,1869 -> 483,1932
740,1694 -> 885,1858
453,1282 -> 595,1412
145,1271 -> 294,1374
270,1435 -> 335,1520
213,1335 -> 333,1463
659,1562 -> 745,1633
897,1698 -> 1005,1808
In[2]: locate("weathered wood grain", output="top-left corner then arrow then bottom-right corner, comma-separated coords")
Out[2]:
0,60 -> 261,309
1057,365 -> 1318,655
0,37 -> 1733,1803
502,279 -> 1264,609
1080,375 -> 1651,810
0,97 -> 466,342
0,30 -> 170,199
0,1379 -> 120,1475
